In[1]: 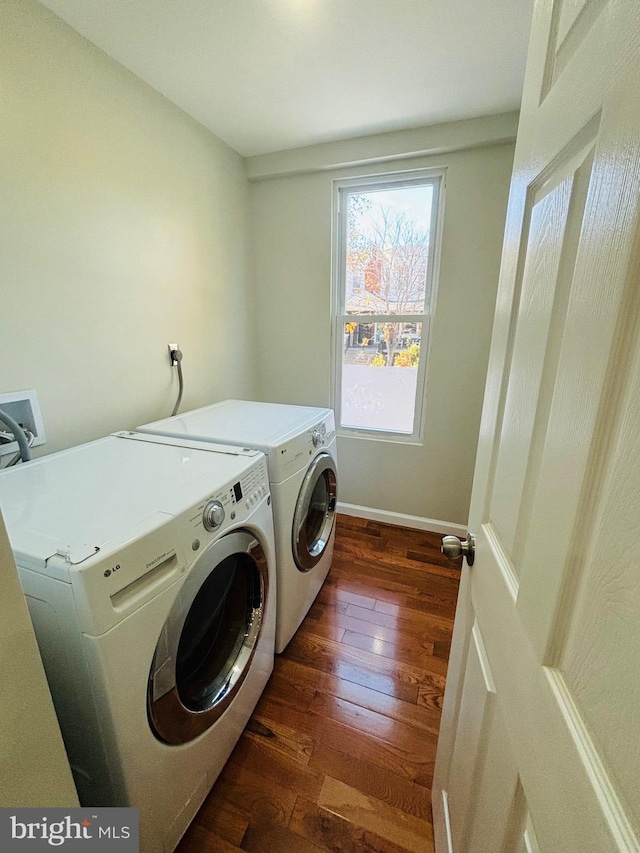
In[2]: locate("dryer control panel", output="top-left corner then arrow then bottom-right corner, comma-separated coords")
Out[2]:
310,416 -> 336,448
270,412 -> 337,484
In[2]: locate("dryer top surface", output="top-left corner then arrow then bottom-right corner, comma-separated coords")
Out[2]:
138,399 -> 335,451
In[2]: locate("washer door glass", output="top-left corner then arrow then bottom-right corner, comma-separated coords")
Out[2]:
148,530 -> 268,745
293,452 -> 337,572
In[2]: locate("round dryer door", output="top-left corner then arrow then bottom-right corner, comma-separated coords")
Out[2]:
148,530 -> 268,745
293,451 -> 337,572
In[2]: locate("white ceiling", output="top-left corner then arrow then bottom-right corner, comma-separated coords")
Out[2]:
39,0 -> 534,158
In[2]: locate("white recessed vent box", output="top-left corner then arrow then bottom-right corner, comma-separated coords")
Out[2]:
0,390 -> 46,458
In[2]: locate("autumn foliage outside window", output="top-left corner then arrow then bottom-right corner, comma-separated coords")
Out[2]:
333,172 -> 443,440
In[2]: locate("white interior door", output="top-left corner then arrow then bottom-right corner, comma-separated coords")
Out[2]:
432,2 -> 640,850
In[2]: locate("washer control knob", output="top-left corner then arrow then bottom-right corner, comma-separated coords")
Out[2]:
203,500 -> 225,531
312,429 -> 323,447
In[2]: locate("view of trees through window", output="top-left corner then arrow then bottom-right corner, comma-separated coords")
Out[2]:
336,178 -> 438,436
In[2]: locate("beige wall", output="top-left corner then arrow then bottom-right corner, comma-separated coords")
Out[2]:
0,0 -> 516,811
0,0 -> 256,456
248,133 -> 514,525
0,508 -> 78,806
0,0 -> 514,526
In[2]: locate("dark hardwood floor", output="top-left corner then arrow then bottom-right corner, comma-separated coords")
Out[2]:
177,514 -> 461,853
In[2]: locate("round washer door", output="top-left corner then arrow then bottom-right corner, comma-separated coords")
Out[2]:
293,451 -> 338,572
148,530 -> 268,745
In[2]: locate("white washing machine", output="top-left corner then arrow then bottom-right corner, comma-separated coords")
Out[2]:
0,432 -> 276,853
138,400 -> 337,653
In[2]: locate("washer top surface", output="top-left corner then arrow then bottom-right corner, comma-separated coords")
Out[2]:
0,433 -> 262,569
138,399 -> 334,451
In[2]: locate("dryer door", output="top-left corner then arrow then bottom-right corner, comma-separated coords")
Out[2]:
148,530 -> 268,745
293,451 -> 337,572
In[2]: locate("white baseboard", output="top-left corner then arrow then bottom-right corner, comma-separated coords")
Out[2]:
336,501 -> 467,537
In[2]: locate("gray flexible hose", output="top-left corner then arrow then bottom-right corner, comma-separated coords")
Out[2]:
171,349 -> 184,417
0,407 -> 31,463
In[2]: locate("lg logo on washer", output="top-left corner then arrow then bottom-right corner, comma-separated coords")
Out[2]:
1,809 -> 138,850
103,563 -> 121,578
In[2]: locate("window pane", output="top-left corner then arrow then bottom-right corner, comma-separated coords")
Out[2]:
341,321 -> 423,433
345,185 -> 433,316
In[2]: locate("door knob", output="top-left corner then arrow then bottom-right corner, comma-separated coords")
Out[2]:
441,533 -> 476,566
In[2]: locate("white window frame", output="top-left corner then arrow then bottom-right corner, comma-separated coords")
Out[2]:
331,168 -> 445,444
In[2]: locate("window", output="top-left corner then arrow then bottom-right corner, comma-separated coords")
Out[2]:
332,170 -> 443,442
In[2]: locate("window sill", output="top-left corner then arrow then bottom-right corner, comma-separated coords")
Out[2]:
337,428 -> 424,447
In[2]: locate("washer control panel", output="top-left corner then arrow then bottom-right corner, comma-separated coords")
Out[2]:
239,461 -> 269,510
202,499 -> 225,531
190,455 -> 270,537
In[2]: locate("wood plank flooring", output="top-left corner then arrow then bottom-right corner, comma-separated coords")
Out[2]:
176,514 -> 461,853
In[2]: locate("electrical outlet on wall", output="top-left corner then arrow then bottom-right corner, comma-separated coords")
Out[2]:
0,390 -> 46,457
168,343 -> 180,366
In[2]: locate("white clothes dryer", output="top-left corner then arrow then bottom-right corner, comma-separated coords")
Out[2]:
138,401 -> 337,653
0,432 -> 275,853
